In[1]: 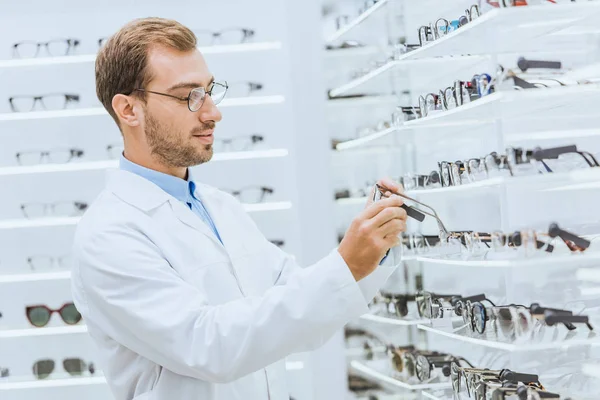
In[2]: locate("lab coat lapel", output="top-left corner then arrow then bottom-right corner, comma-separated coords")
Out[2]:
193,186 -> 247,256
169,198 -> 225,249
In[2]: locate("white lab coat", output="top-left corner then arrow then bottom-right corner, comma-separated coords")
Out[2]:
71,168 -> 398,400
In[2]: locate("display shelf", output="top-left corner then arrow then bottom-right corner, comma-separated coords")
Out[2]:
335,127 -> 398,150
349,360 -> 452,391
400,2 -> 600,60
417,323 -> 599,352
582,363 -> 600,379
327,55 -> 488,98
0,201 -> 293,231
0,42 -> 283,69
399,85 -> 600,130
0,149 -> 289,177
326,95 -> 397,108
0,325 -> 88,339
0,96 -> 286,122
0,376 -> 106,390
421,389 -> 453,400
336,197 -> 368,206
325,0 -> 391,44
416,250 -> 600,269
359,313 -> 427,326
0,270 -> 70,283
324,45 -> 383,58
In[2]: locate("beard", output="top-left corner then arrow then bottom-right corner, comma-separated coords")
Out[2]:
145,113 -> 214,168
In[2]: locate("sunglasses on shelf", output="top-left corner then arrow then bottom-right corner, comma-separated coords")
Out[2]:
25,303 -> 82,327
33,358 -> 94,379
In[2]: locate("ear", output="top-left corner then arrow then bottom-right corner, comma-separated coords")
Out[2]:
112,94 -> 142,128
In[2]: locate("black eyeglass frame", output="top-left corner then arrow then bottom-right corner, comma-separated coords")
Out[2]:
131,81 -> 228,112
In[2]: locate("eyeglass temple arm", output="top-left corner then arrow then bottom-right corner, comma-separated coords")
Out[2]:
548,222 -> 591,250
517,57 -> 562,72
373,184 -> 425,222
375,185 -> 448,234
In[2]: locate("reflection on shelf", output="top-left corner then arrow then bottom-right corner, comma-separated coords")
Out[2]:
0,201 -> 293,230
0,325 -> 88,339
0,270 -> 71,283
350,360 -> 452,391
421,388 -> 453,400
0,149 -> 289,177
328,55 -> 488,98
582,363 -> 600,379
336,196 -> 368,206
0,96 -> 286,122
416,249 -> 600,269
0,376 -> 106,390
326,95 -> 397,109
359,313 -> 427,326
325,0 -> 390,44
417,323 -> 599,352
399,85 -> 600,130
0,42 -> 283,69
335,127 -> 398,150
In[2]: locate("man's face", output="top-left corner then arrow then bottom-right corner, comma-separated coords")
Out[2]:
140,45 -> 222,168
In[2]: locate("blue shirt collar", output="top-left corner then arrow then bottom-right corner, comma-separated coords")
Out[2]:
119,155 -> 197,204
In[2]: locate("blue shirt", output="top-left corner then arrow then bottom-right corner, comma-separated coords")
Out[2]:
120,155 -> 223,244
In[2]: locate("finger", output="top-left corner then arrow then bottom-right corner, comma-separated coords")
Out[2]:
362,195 -> 405,219
377,219 -> 406,237
371,206 -> 407,228
376,178 -> 404,195
383,234 -> 402,249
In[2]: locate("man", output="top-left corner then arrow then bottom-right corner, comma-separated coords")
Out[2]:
71,17 -> 408,400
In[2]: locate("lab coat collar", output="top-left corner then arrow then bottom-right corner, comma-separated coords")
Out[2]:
106,168 -> 174,211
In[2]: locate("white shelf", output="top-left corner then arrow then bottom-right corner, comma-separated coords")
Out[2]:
359,314 -> 427,326
0,96 -> 285,122
0,325 -> 88,339
335,127 -> 398,150
0,270 -> 71,283
0,201 -> 293,230
325,0 -> 390,44
242,201 -> 293,213
336,197 -> 368,206
0,149 -> 289,177
0,42 -> 283,69
416,250 -> 600,269
582,363 -> 600,379
417,323 -> 600,352
400,3 -> 600,60
0,376 -> 105,390
349,360 -> 452,391
400,85 -> 600,130
328,55 -> 488,98
326,95 -> 397,109
421,389 -> 453,400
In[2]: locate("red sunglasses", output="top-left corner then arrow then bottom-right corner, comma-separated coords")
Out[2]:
25,303 -> 82,328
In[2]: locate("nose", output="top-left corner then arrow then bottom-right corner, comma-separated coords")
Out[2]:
197,94 -> 222,123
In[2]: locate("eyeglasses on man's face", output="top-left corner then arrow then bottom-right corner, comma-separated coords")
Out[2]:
9,93 -> 80,113
12,38 -> 80,59
132,81 -> 228,112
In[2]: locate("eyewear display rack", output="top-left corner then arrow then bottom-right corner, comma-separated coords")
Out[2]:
0,1 -> 341,400
325,0 -> 600,399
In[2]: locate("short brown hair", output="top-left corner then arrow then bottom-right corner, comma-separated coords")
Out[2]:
96,17 -> 197,128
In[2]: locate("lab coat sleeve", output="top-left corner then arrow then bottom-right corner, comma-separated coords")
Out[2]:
272,241 -> 398,304
73,225 -> 370,384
